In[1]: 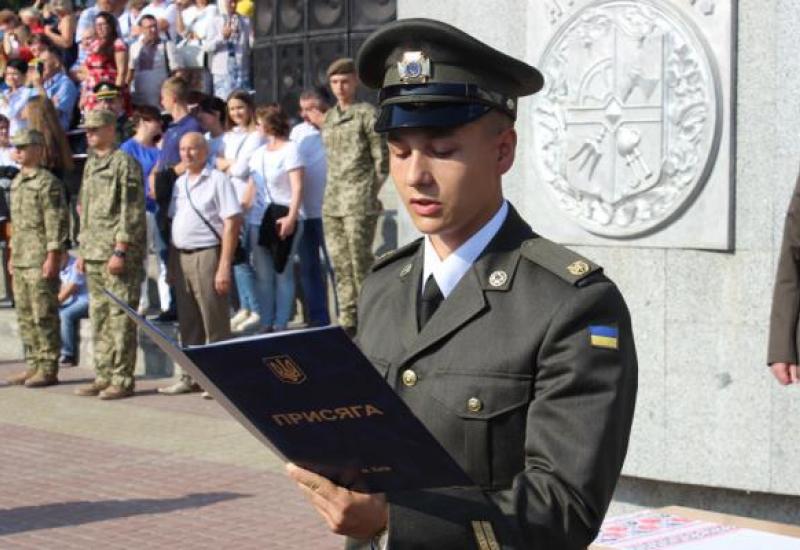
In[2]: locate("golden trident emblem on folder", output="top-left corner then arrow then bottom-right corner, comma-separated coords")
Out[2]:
265,355 -> 307,384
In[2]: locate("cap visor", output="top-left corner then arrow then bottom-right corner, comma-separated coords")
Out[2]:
375,103 -> 492,133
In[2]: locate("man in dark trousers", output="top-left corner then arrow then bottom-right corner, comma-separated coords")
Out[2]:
286,19 -> 638,550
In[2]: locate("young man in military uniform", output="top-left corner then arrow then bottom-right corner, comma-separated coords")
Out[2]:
74,109 -> 146,400
321,57 -> 389,336
92,82 -> 135,145
5,129 -> 67,388
287,19 -> 638,550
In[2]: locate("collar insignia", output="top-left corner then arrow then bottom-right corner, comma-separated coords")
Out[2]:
567,260 -> 590,276
488,270 -> 508,287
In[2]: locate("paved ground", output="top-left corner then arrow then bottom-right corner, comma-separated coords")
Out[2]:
0,359 -> 342,549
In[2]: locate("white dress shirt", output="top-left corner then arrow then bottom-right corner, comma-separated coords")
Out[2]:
169,167 -> 241,250
422,200 -> 509,298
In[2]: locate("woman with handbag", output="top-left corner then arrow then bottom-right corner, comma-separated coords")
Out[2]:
248,103 -> 304,333
176,0 -> 217,94
216,90 -> 265,333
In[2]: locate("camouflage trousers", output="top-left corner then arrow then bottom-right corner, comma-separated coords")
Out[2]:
323,214 -> 377,329
14,267 -> 60,376
85,260 -> 142,390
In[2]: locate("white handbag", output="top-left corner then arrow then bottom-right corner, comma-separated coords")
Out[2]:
177,38 -> 205,69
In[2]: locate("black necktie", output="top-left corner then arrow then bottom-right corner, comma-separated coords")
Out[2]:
418,275 -> 444,329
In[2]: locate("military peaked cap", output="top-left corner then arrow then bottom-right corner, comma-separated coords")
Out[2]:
357,18 -> 544,132
93,82 -> 121,100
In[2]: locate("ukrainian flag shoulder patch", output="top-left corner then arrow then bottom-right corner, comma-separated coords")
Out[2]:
589,325 -> 619,350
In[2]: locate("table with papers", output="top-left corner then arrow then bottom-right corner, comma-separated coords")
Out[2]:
591,506 -> 800,549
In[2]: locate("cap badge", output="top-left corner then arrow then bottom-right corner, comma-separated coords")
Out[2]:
488,270 -> 508,287
567,260 -> 590,276
398,51 -> 431,83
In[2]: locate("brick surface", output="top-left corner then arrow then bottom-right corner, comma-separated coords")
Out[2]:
0,360 -> 343,549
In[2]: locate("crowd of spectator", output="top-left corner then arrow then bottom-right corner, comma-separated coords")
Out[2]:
0,0 -> 391,401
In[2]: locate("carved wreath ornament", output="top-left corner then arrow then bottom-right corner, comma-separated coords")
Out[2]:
533,0 -> 721,238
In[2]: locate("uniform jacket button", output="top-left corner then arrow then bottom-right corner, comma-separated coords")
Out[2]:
467,397 -> 483,412
402,369 -> 418,387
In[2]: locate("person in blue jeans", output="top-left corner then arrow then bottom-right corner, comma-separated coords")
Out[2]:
58,254 -> 89,366
290,88 -> 333,327
249,104 -> 305,332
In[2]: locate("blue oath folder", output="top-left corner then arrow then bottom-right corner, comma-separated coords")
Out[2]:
106,290 -> 472,494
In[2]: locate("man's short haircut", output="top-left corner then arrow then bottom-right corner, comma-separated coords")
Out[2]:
326,57 -> 356,78
6,58 -> 29,75
299,86 -> 331,110
138,13 -> 157,25
199,95 -> 227,125
0,114 -> 9,127
162,76 -> 190,104
131,104 -> 163,128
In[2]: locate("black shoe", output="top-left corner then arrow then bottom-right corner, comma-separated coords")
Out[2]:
58,355 -> 77,367
148,310 -> 178,323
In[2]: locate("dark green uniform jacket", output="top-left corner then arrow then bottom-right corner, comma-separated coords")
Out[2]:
352,204 -> 638,550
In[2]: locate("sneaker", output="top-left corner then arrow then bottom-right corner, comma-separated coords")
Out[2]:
99,385 -> 134,400
230,309 -> 250,330
157,379 -> 201,395
6,369 -> 36,385
75,381 -> 111,396
59,355 -> 77,367
201,391 -> 213,399
235,312 -> 261,333
24,372 -> 59,388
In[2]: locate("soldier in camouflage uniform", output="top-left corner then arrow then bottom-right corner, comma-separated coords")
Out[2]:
74,110 -> 146,401
5,129 -> 68,388
321,58 -> 389,334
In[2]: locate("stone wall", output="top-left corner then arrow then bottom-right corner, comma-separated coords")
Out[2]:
396,0 -> 800,512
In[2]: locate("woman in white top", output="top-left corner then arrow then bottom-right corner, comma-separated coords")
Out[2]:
215,90 -> 265,332
176,0 -> 218,94
249,103 -> 304,332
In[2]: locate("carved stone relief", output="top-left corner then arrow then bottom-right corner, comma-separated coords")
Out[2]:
532,0 -> 727,240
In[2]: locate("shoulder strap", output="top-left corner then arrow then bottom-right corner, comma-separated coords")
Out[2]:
371,238 -> 423,272
520,236 -> 602,286
183,175 -> 222,243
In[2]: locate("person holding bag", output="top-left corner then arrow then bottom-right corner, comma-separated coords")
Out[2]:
249,103 -> 304,333
175,0 -> 217,94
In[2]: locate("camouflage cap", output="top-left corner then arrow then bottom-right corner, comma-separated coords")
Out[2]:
326,57 -> 356,78
94,82 -> 121,100
357,18 -> 544,132
80,109 -> 116,129
11,128 -> 44,147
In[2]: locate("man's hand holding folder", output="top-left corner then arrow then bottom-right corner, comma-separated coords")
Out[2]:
287,463 -> 388,540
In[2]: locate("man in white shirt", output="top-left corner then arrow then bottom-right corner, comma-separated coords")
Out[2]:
291,88 -> 332,326
159,131 -> 242,395
127,14 -> 183,108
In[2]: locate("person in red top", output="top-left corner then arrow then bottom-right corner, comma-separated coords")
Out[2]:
79,11 -> 129,114
20,7 -> 45,35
